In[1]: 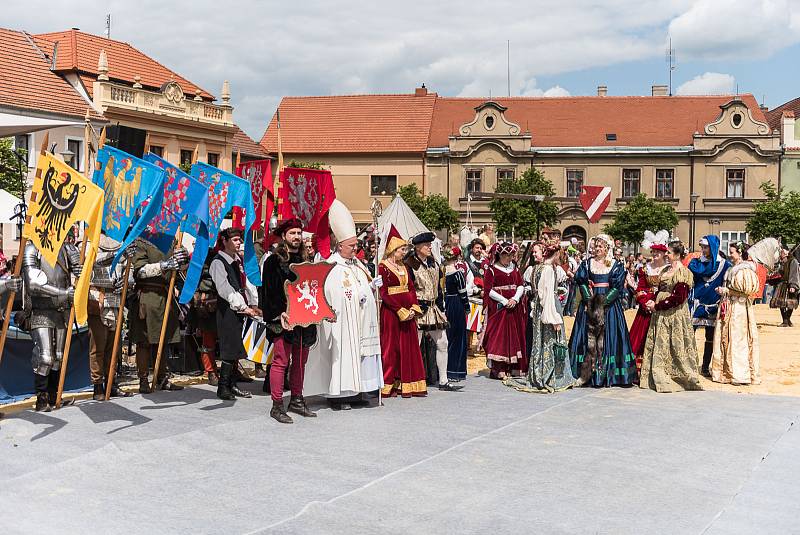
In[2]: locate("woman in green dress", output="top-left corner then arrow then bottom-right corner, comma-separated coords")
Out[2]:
639,240 -> 703,393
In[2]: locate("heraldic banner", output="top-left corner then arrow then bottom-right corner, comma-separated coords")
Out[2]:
23,152 -> 104,325
93,145 -> 166,269
284,262 -> 336,328
278,167 -> 335,257
182,162 -> 262,304
232,159 -> 272,231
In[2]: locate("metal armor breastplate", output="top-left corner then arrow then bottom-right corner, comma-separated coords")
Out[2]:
31,248 -> 70,310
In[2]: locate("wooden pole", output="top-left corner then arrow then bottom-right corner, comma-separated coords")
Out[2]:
103,130 -> 145,401
0,133 -> 49,365
275,110 -> 283,222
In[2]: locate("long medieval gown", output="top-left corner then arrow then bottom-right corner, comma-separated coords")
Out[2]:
639,264 -> 703,392
628,263 -> 662,379
506,260 -> 576,393
444,265 -> 469,381
711,261 -> 761,385
482,262 -> 527,378
568,258 -> 637,386
378,261 -> 428,397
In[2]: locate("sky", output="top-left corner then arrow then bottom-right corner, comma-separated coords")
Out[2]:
4,0 -> 799,140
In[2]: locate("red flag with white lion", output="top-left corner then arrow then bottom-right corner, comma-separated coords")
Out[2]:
283,262 -> 337,328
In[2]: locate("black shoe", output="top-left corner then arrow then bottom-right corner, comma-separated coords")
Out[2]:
270,401 -> 293,424
35,392 -> 51,412
438,382 -> 464,392
701,368 -> 712,378
288,396 -> 316,418
217,385 -> 236,401
139,379 -> 153,394
159,378 -> 184,391
235,363 -> 254,383
93,384 -> 105,401
330,400 -> 352,411
231,385 -> 252,398
110,383 -> 133,398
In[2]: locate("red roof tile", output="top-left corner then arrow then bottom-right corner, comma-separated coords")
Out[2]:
33,29 -> 214,100
0,28 -> 104,121
260,93 -> 438,154
766,96 -> 800,132
429,94 -> 767,148
232,125 -> 269,158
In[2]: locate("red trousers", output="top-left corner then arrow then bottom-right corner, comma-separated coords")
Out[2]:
199,330 -> 218,374
270,337 -> 309,402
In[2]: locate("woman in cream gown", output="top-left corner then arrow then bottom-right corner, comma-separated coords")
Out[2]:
711,241 -> 761,385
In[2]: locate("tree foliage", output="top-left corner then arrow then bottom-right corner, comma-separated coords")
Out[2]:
746,182 -> 800,245
0,138 -> 27,198
287,160 -> 326,170
603,193 -> 678,246
397,183 -> 460,233
489,167 -> 559,238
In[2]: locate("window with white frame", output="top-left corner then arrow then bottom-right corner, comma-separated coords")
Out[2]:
497,168 -> 515,181
726,168 -> 745,198
465,169 -> 482,194
65,138 -> 83,171
720,231 -> 748,254
622,168 -> 640,197
655,169 -> 674,198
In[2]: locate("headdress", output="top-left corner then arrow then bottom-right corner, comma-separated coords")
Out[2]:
328,199 -> 357,243
383,225 -> 407,258
590,234 -> 614,263
641,230 -> 669,252
411,231 -> 436,245
273,218 -> 303,237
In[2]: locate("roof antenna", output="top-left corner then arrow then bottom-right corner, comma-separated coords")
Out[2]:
666,37 -> 676,96
105,14 -> 111,38
507,40 -> 511,97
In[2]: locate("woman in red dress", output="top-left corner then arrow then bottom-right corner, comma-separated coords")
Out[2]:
483,242 -> 527,379
629,230 -> 669,379
378,225 -> 427,398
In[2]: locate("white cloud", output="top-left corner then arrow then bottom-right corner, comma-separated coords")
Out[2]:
676,72 -> 736,95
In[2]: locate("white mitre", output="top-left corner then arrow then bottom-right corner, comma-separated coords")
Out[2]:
329,199 -> 356,242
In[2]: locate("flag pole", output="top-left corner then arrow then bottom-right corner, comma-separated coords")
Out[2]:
150,145 -> 197,391
275,109 -> 284,222
103,130 -> 144,400
0,133 -> 48,366
54,118 -> 97,408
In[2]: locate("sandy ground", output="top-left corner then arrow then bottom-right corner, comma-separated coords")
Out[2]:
468,304 -> 800,396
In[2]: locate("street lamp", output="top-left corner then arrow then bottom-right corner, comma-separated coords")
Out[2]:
533,194 -> 545,240
690,193 -> 699,251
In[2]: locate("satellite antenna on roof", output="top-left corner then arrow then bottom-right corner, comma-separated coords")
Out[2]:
666,38 -> 676,96
105,14 -> 111,38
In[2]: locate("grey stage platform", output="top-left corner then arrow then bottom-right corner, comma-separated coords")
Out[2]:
0,376 -> 797,534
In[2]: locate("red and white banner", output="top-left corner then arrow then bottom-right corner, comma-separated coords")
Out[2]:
278,167 -> 336,257
284,262 -> 336,328
232,159 -> 272,231
579,185 -> 612,223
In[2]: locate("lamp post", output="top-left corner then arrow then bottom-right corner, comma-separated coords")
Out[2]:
690,193 -> 699,251
533,194 -> 545,240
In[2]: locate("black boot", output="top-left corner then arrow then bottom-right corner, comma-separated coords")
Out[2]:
93,384 -> 105,401
35,392 -> 51,412
262,365 -> 272,394
48,370 -> 73,409
158,376 -> 184,391
231,384 -> 252,398
217,362 -> 236,401
139,378 -> 153,394
270,400 -> 293,424
288,396 -> 316,418
109,381 -> 133,398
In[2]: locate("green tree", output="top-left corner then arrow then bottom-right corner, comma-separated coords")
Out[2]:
746,182 -> 800,245
603,193 -> 678,246
489,167 -> 559,238
397,183 -> 460,232
287,160 -> 326,170
0,138 -> 27,198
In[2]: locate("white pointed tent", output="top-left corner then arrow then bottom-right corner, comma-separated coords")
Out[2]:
376,196 -> 431,260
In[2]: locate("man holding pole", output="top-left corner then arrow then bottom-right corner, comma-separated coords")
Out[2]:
128,237 -> 188,393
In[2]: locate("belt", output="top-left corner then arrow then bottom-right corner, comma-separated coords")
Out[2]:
138,282 -> 168,295
591,282 -> 610,288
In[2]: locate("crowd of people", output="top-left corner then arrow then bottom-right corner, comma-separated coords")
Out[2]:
1,202 -> 795,422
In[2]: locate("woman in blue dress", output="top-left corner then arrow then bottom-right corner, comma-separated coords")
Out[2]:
568,234 -> 636,386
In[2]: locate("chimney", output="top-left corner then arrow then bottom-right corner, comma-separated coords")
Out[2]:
97,49 -> 109,81
597,85 -> 608,97
415,83 -> 428,97
652,84 -> 669,96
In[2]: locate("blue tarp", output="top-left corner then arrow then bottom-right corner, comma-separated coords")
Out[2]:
0,326 -> 91,405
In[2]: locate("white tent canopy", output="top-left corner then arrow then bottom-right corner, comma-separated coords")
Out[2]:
0,111 -> 83,138
376,196 -> 430,261
0,189 -> 23,224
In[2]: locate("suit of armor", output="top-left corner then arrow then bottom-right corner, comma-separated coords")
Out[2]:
22,241 -> 80,410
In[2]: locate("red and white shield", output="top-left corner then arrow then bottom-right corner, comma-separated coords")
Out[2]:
579,185 -> 612,223
283,262 -> 337,328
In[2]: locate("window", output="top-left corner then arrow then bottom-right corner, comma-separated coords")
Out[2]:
622,168 -> 640,197
180,149 -> 193,166
566,169 -> 584,198
465,169 -> 482,194
207,152 -> 219,167
606,133 -> 617,141
720,231 -> 748,253
65,138 -> 82,171
497,168 -> 515,181
370,175 -> 397,195
726,168 -> 745,198
150,145 -> 164,157
13,134 -> 33,167
655,169 -> 674,199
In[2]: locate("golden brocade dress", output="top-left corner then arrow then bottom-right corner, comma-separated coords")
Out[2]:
711,262 -> 761,385
639,265 -> 703,393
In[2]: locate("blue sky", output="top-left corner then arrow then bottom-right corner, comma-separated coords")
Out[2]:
4,0 -> 799,139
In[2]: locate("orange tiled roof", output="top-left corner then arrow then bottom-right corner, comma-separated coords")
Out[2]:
429,94 -> 767,148
0,28 -> 103,120
232,125 -> 269,158
766,96 -> 800,132
33,29 -> 214,101
260,93 -> 438,154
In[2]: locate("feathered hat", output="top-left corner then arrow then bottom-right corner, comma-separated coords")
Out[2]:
383,225 -> 407,258
641,230 -> 669,252
328,199 -> 357,243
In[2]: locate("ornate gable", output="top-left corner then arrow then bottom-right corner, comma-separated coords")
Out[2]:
459,101 -> 521,137
703,97 -> 771,137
